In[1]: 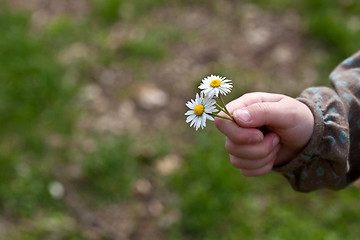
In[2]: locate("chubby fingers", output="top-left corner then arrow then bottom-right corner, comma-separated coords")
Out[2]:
229,146 -> 279,169
215,113 -> 264,144
225,92 -> 286,114
225,132 -> 279,159
227,132 -> 280,176
239,159 -> 276,177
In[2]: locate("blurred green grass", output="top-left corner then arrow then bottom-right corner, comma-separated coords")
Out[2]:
79,135 -> 138,204
1,0 -> 360,239
90,0 -> 166,23
0,6 -> 77,217
168,128 -> 360,240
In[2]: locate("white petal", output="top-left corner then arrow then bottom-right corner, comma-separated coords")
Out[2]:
185,110 -> 194,116
199,84 -> 206,90
207,90 -> 215,99
186,100 -> 196,108
204,100 -> 215,108
202,114 -> 207,125
202,120 -> 206,129
205,108 -> 216,114
195,117 -> 202,130
190,117 -> 196,127
206,113 -> 214,121
186,114 -> 196,123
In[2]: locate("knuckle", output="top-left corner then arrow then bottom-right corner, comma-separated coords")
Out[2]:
254,102 -> 270,115
242,92 -> 262,102
241,93 -> 252,99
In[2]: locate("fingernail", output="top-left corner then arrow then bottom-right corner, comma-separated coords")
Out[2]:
274,144 -> 281,153
248,135 -> 262,144
234,109 -> 251,122
273,136 -> 280,147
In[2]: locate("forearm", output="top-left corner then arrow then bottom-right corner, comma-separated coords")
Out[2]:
274,51 -> 360,192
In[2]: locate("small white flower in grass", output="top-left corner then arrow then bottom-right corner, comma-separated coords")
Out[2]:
185,93 -> 218,130
199,75 -> 233,98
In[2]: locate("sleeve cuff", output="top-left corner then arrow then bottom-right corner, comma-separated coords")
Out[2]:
273,97 -> 324,173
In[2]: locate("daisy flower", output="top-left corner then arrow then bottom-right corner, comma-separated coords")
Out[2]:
198,75 -> 232,98
185,93 -> 218,131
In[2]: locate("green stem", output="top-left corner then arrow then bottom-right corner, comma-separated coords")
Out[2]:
210,113 -> 233,121
215,103 -> 226,112
218,95 -> 234,121
215,103 -> 233,120
219,95 -> 230,115
215,103 -> 232,118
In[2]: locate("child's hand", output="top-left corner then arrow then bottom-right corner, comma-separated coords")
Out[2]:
215,92 -> 314,176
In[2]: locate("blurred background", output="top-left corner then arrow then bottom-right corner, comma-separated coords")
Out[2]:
1,0 -> 360,239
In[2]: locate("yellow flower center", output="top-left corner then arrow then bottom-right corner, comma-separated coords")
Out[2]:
210,79 -> 221,87
194,104 -> 204,116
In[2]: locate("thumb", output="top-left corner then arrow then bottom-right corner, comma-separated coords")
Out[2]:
233,101 -> 294,129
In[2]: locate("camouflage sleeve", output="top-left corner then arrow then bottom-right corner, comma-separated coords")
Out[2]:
273,51 -> 360,192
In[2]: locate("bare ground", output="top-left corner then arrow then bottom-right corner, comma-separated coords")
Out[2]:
7,1 -> 322,239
